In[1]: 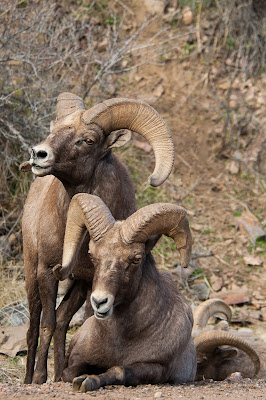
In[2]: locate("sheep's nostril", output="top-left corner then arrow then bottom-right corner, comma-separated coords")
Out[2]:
37,150 -> 48,159
92,296 -> 108,309
31,148 -> 37,159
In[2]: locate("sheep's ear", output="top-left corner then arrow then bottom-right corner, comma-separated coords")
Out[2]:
145,234 -> 162,254
106,129 -> 131,149
215,347 -> 238,360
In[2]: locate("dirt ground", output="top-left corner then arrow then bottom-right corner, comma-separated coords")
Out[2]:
0,379 -> 266,400
0,0 -> 265,399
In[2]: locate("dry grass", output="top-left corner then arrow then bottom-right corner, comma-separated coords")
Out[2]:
0,262 -> 26,309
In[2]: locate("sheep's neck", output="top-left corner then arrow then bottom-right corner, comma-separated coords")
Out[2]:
59,152 -> 115,199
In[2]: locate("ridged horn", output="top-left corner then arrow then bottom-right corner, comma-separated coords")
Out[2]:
53,194 -> 115,281
56,92 -> 85,120
193,299 -> 232,336
82,98 -> 174,187
194,330 -> 260,377
120,203 -> 192,268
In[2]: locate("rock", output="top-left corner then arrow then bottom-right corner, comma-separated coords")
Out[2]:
182,7 -> 193,25
154,392 -> 163,398
261,307 -> 266,321
7,233 -> 17,246
191,223 -> 202,232
243,255 -> 263,266
97,38 -> 108,52
153,84 -> 165,98
210,289 -> 250,305
0,324 -> 28,357
210,275 -> 223,292
235,211 -> 265,244
226,372 -> 243,382
144,0 -> 164,15
228,160 -> 239,174
193,283 -> 210,301
0,301 -> 29,326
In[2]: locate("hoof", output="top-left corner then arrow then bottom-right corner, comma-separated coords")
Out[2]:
32,374 -> 47,384
73,375 -> 100,392
73,375 -> 88,391
81,377 -> 99,392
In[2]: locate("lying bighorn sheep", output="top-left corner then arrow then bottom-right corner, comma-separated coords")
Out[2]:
57,193 -> 196,391
20,93 -> 175,384
193,299 -> 262,380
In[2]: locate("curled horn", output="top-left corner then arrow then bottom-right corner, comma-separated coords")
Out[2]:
120,203 -> 192,268
192,299 -> 232,337
53,194 -> 115,281
194,330 -> 261,377
82,98 -> 174,187
56,92 -> 85,120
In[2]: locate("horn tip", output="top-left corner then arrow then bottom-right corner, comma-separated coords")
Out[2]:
148,174 -> 166,187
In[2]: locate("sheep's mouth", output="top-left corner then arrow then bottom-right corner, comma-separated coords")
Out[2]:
95,309 -> 112,320
31,163 -> 53,175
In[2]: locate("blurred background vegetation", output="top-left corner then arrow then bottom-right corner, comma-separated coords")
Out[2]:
0,0 -> 265,307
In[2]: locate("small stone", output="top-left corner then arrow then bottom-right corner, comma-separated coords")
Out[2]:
154,392 -> 163,398
260,307 -> 266,321
193,283 -> 210,301
243,255 -> 263,266
153,84 -> 165,98
228,160 -> 239,174
210,275 -> 223,292
226,371 -> 243,382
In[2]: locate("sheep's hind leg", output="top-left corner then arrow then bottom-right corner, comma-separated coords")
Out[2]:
32,267 -> 58,384
73,363 -> 165,392
53,280 -> 89,382
24,280 -> 42,384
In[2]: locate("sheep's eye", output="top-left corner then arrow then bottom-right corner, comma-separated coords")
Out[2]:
85,138 -> 94,145
75,140 -> 83,147
88,252 -> 93,260
132,257 -> 141,265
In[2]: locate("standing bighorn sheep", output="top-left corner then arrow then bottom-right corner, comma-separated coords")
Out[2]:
193,299 -> 263,380
20,93 -> 175,384
56,193 -> 196,391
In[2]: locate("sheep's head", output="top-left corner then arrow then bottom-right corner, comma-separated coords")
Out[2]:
20,92 -> 175,187
192,300 -> 260,381
53,193 -> 193,320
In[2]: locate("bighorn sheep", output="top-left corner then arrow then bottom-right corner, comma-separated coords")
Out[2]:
57,193 -> 196,392
20,93 -> 175,384
193,299 -> 263,380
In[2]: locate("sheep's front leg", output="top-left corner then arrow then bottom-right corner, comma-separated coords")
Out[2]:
73,363 -> 165,392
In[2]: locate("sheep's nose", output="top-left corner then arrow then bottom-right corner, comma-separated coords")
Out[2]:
91,296 -> 108,309
31,148 -> 48,160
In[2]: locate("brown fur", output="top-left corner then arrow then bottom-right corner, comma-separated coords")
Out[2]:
22,115 -> 136,384
62,224 -> 196,391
